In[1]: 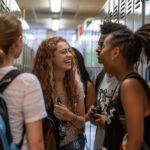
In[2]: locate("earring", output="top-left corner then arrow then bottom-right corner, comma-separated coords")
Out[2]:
112,57 -> 114,61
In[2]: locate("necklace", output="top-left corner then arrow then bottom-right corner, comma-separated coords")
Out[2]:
56,90 -> 65,104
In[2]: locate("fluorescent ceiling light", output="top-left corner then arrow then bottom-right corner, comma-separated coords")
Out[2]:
52,19 -> 59,31
50,0 -> 61,13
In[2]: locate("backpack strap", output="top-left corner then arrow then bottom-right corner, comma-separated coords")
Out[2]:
0,69 -> 26,148
0,69 -> 22,93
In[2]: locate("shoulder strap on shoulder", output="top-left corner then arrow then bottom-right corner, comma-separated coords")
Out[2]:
121,72 -> 150,97
0,69 -> 22,93
117,72 -> 150,132
95,70 -> 105,93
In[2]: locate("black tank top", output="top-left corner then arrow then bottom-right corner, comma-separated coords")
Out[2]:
116,72 -> 150,149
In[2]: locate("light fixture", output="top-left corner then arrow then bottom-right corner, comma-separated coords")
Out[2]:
50,0 -> 61,13
52,19 -> 59,31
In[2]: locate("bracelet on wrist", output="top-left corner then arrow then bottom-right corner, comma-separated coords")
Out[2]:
70,114 -> 77,123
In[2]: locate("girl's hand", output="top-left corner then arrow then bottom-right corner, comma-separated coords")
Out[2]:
88,105 -> 97,125
53,103 -> 74,121
94,113 -> 105,129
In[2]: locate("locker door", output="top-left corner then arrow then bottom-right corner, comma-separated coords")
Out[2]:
108,0 -> 114,21
145,0 -> 150,23
98,0 -> 109,22
134,0 -> 143,31
119,0 -> 126,24
113,0 -> 119,22
126,0 -> 134,30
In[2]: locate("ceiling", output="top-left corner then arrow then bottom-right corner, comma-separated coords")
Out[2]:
16,0 -> 106,30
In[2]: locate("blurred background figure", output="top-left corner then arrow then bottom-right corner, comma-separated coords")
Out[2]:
72,47 -> 96,150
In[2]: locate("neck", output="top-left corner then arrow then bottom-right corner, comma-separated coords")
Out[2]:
53,70 -> 65,82
115,69 -> 134,82
0,56 -> 14,67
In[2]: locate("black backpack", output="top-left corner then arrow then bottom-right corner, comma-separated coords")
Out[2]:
43,103 -> 60,150
0,69 -> 25,150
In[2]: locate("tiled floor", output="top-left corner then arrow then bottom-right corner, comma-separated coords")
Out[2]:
84,121 -> 96,150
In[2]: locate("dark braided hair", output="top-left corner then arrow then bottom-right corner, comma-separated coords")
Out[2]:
109,24 -> 150,64
100,21 -> 127,34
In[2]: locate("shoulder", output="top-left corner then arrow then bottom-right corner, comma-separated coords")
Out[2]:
121,78 -> 145,97
121,78 -> 143,89
15,73 -> 40,89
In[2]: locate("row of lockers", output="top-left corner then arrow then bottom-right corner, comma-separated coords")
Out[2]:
98,0 -> 150,31
80,0 -> 150,80
97,0 -> 150,79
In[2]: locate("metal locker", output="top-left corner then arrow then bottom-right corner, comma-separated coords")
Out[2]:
126,0 -> 134,30
145,0 -> 150,23
112,0 -> 119,22
133,0 -> 143,31
108,0 -> 114,21
119,0 -> 126,25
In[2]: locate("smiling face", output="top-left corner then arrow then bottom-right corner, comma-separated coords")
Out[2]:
53,41 -> 73,72
100,34 -> 116,74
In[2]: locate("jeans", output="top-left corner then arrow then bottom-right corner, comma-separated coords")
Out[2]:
77,134 -> 86,150
60,139 -> 80,150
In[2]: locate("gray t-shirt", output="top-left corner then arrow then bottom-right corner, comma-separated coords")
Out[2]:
94,74 -> 118,150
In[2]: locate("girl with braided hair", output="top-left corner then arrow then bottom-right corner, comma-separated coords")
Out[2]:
100,24 -> 150,150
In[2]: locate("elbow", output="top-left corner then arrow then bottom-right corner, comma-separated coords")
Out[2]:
29,139 -> 45,150
127,137 -> 143,150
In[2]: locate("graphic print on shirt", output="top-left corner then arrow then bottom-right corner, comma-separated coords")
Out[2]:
105,107 -> 116,124
97,88 -> 115,112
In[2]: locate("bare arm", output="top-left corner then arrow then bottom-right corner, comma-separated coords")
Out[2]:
72,100 -> 85,128
26,119 -> 45,150
54,101 -> 85,129
121,79 -> 145,150
85,81 -> 96,121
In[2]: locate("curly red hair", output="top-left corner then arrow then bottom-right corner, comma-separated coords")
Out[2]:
32,36 -> 81,111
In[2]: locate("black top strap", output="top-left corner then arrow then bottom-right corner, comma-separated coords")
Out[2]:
0,69 -> 22,93
120,72 -> 150,99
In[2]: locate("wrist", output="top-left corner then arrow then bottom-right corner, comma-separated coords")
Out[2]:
70,113 -> 77,123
